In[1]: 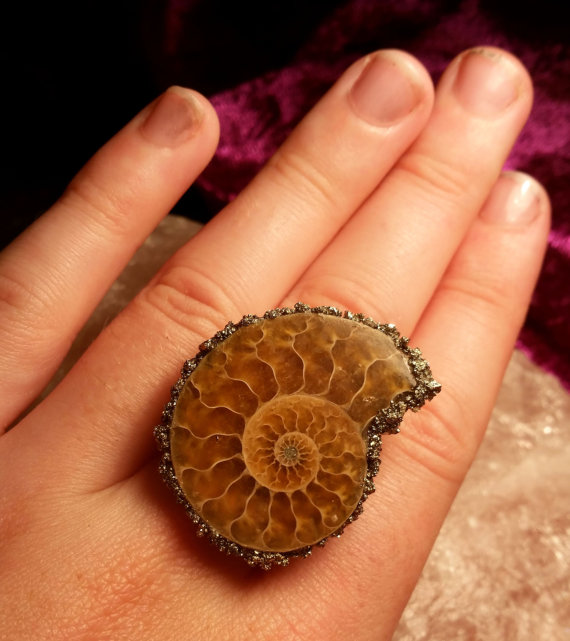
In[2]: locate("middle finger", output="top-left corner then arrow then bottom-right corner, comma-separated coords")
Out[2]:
287,48 -> 533,333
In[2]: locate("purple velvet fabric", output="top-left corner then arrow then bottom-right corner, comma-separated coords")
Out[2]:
165,0 -> 570,389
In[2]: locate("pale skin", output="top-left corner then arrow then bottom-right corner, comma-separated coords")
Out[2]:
0,47 -> 550,640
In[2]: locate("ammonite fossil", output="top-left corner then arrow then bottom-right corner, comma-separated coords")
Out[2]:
154,303 -> 441,568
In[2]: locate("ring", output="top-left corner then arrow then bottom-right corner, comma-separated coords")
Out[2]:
154,303 -> 441,569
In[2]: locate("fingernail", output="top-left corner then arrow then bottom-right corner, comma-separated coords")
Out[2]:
350,54 -> 421,125
480,172 -> 543,225
453,49 -> 519,117
140,87 -> 202,147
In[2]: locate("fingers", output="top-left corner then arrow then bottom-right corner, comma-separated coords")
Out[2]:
10,50 -> 435,487
0,45 -> 551,641
286,48 -> 534,332
403,172 -> 551,480
0,88 -> 220,430
301,172 -> 551,640
144,50 -> 434,334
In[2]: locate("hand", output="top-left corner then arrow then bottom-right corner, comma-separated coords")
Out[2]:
0,47 -> 549,640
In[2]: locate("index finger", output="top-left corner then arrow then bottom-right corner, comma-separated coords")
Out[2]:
0,87 -> 219,430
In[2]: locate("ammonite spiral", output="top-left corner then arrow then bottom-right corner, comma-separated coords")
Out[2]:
154,303 -> 441,568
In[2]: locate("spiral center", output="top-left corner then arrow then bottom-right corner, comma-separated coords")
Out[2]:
242,396 -> 329,492
280,444 -> 298,464
274,432 -> 309,467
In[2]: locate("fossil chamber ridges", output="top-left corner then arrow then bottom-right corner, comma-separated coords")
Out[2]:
154,303 -> 441,569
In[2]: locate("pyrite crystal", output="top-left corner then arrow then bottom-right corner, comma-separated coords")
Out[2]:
154,304 -> 441,568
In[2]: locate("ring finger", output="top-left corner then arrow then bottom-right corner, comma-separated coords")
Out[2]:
287,47 -> 534,333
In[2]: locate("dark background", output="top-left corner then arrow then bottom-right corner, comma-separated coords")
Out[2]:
0,0 -> 349,249
0,0 -> 567,250
1,0 -> 568,388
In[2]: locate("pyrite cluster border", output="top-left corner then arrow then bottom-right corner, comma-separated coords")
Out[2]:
154,302 -> 441,570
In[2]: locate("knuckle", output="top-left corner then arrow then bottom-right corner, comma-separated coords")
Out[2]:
0,272 -> 65,408
265,148 -> 338,216
0,270 -> 38,315
293,275 -> 391,320
62,171 -> 139,240
399,386 -> 478,485
0,270 -> 56,333
394,148 -> 475,209
439,271 -> 513,322
140,262 -> 237,339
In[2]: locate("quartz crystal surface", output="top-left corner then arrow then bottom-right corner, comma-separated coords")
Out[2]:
37,216 -> 570,636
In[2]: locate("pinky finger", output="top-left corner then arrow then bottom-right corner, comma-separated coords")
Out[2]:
341,172 -> 551,639
399,171 -> 551,487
